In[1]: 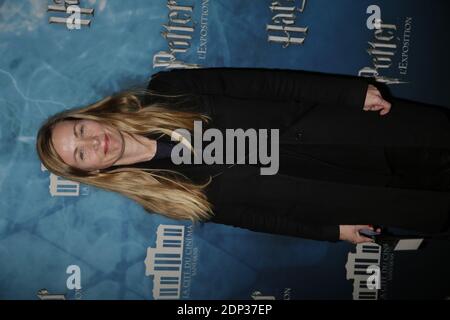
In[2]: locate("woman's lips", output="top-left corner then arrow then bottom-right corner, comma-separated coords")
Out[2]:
104,134 -> 109,155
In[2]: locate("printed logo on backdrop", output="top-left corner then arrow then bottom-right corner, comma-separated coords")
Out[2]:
41,163 -> 89,196
267,0 -> 308,47
153,0 -> 209,68
145,224 -> 199,299
346,242 -> 385,300
360,4 -> 412,84
47,0 -> 94,30
154,0 -> 310,68
346,239 -> 422,300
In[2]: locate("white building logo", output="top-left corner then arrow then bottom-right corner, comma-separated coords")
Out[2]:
144,224 -> 185,300
251,290 -> 276,300
41,163 -> 89,197
345,243 -> 381,300
346,239 -> 423,300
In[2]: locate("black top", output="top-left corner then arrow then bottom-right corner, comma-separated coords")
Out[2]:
139,67 -> 450,242
116,137 -> 232,181
152,139 -> 177,160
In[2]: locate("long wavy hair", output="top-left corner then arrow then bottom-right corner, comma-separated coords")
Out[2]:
36,88 -> 215,222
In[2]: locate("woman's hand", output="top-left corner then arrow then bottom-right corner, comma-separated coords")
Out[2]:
363,84 -> 392,116
339,225 -> 381,245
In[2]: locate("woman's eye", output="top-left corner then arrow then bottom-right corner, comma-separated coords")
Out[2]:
79,125 -> 85,161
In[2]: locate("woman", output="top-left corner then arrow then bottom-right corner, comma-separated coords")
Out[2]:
36,67 -> 450,245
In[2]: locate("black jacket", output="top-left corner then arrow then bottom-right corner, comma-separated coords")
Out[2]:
133,67 -> 450,242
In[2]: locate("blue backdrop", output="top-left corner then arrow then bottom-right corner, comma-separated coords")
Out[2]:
1,0 -> 449,300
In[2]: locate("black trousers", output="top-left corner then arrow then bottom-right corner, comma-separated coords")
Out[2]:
277,103 -> 450,233
278,143 -> 450,233
384,146 -> 450,192
384,146 -> 450,233
280,144 -> 450,192
383,104 -> 450,192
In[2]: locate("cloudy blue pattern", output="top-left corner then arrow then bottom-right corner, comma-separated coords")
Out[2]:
1,0 -> 449,300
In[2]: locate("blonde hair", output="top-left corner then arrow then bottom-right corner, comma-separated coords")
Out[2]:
36,88 -> 215,222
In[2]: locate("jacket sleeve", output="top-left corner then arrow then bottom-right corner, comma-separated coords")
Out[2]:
148,67 -> 370,110
208,203 -> 341,243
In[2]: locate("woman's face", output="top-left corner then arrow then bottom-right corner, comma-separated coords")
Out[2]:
51,119 -> 125,171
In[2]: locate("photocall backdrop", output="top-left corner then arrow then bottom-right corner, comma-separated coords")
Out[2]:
1,0 -> 449,300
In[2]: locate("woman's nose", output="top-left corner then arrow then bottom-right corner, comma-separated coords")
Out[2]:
82,136 -> 100,150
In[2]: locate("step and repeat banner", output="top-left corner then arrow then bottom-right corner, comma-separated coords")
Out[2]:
1,0 -> 450,300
